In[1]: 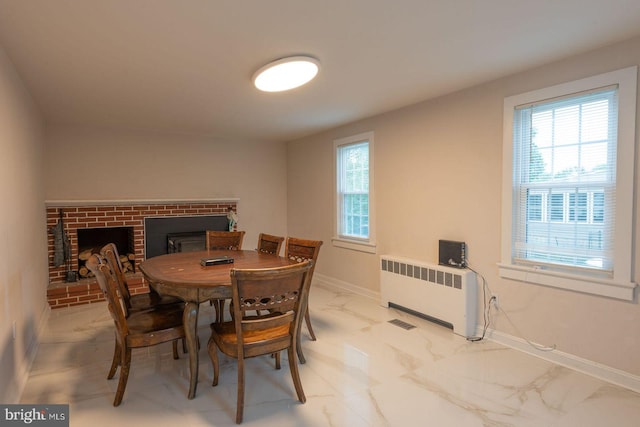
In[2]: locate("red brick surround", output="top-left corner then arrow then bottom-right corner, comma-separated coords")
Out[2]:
46,200 -> 237,309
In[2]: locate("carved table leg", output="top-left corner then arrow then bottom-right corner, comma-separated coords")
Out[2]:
184,301 -> 200,399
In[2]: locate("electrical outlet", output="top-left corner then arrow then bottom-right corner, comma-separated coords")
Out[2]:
492,295 -> 499,309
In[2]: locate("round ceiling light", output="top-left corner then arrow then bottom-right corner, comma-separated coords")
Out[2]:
253,56 -> 320,92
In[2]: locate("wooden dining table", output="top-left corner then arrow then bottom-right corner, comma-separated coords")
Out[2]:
138,249 -> 297,399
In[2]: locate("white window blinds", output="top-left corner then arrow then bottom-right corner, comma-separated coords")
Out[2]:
512,86 -> 618,274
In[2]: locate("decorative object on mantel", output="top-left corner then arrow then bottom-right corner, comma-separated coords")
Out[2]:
227,207 -> 238,231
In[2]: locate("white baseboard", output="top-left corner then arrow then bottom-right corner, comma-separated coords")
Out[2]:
481,327 -> 640,394
312,273 -> 640,394
313,273 -> 380,302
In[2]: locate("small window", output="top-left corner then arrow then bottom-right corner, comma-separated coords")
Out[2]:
568,192 -> 588,223
593,192 -> 604,223
333,132 -> 376,253
549,192 -> 565,222
526,192 -> 543,221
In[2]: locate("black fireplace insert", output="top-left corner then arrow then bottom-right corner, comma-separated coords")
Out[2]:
144,215 -> 229,258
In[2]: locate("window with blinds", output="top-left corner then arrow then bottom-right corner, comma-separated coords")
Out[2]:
500,66 -> 637,300
512,87 -> 617,273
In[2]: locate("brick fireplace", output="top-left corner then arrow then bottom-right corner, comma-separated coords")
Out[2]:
46,199 -> 238,309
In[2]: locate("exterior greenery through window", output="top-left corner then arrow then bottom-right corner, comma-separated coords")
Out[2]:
513,87 -> 616,272
334,132 -> 375,253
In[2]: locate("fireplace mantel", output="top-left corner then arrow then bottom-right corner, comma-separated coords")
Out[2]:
45,198 -> 240,207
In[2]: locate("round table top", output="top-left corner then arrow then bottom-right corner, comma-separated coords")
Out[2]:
138,249 -> 296,288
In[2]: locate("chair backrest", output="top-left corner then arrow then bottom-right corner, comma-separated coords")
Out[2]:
86,254 -> 130,334
100,243 -> 132,310
230,260 -> 313,358
284,237 -> 323,278
206,230 -> 245,250
256,233 -> 284,255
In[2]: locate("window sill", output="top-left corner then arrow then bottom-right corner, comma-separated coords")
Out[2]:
498,263 -> 637,301
332,237 -> 377,254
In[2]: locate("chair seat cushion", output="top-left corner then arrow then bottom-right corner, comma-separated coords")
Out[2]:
130,293 -> 183,311
211,321 -> 290,345
127,305 -> 185,338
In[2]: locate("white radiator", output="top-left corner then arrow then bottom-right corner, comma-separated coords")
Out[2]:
380,255 -> 477,338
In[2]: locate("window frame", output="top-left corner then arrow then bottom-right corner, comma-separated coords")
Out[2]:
333,131 -> 376,253
500,67 -> 637,301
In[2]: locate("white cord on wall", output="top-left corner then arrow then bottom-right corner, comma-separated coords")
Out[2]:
465,260 -> 556,352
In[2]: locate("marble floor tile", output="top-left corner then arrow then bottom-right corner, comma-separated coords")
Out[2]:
20,284 -> 640,426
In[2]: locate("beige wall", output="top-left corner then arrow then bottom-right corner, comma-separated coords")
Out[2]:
44,126 -> 289,249
0,46 -> 47,403
287,36 -> 640,376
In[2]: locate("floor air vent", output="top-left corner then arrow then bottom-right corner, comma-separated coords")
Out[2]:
388,319 -> 416,330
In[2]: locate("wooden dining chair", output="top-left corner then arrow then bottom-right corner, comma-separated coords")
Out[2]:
100,243 -> 183,312
207,261 -> 313,424
243,233 -> 285,318
224,232 -> 286,320
86,254 -> 186,407
205,230 -> 246,250
205,231 -> 246,322
256,233 -> 284,256
101,243 -> 188,352
284,237 -> 323,364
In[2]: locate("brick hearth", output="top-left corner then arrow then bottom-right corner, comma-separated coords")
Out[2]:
46,200 -> 237,309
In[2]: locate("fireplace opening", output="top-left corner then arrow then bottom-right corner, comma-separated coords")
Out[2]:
144,215 -> 229,258
77,227 -> 135,279
167,231 -> 206,253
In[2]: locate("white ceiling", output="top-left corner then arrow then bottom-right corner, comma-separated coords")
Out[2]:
1,0 -> 639,142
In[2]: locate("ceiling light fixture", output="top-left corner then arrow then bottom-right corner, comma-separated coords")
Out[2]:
253,55 -> 320,92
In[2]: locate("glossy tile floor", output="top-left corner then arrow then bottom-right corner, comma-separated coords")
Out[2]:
21,284 -> 640,426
